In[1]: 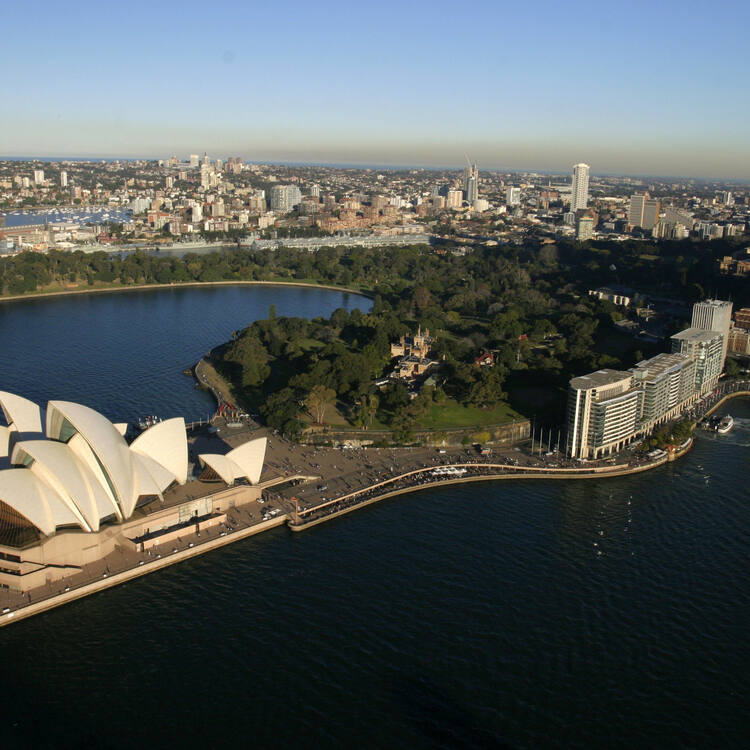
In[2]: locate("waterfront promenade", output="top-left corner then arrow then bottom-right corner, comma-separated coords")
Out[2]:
2,382 -> 747,628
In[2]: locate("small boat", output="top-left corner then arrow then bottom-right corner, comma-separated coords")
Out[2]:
716,415 -> 734,434
136,415 -> 162,431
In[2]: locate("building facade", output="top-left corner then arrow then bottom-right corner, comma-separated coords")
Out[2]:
631,353 -> 696,427
577,216 -> 594,241
464,163 -> 479,203
566,370 -> 641,459
670,328 -> 724,393
570,163 -> 590,213
690,299 -> 732,367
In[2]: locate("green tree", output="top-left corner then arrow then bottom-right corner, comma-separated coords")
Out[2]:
725,357 -> 740,378
227,336 -> 270,388
305,384 -> 336,424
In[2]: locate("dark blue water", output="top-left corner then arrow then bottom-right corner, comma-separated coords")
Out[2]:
0,285 -> 369,423
0,287 -> 748,749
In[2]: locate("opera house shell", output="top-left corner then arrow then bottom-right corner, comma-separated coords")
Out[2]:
0,391 -> 189,539
0,391 -> 268,594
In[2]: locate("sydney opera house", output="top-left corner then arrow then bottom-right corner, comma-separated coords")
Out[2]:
0,391 -> 268,594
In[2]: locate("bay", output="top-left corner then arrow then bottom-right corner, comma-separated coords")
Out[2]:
0,285 -> 748,749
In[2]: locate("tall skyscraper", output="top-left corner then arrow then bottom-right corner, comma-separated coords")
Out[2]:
691,299 -> 733,368
642,198 -> 661,231
189,154 -> 200,168
570,163 -> 589,212
464,161 -> 478,203
628,192 -> 648,227
506,187 -> 521,206
33,169 -> 45,185
60,170 -> 67,188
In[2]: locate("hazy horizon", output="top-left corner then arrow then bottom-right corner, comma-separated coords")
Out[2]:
2,152 -> 748,184
2,0 -> 748,180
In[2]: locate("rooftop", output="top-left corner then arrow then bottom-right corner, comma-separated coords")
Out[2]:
671,327 -> 722,343
570,369 -> 632,390
696,299 -> 732,309
631,352 -> 690,379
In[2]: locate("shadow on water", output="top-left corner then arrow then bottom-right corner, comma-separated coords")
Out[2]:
388,674 -> 513,749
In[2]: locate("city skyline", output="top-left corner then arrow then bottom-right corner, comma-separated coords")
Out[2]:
2,1 -> 749,180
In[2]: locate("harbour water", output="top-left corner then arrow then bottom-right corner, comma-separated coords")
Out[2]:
0,284 -> 369,423
0,287 -> 748,748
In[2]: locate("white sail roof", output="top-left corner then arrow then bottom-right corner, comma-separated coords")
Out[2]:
0,425 -> 9,459
199,437 -> 267,486
0,469 -> 80,536
132,452 -> 174,495
0,391 -> 43,435
12,440 -> 121,532
130,417 -> 188,486
46,401 -> 138,518
0,393 -> 197,537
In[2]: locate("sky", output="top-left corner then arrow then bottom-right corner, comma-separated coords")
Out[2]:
2,0 -> 749,179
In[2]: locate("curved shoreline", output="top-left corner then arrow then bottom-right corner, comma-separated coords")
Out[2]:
291,389 -> 750,532
289,447 -> 687,531
0,279 -> 374,304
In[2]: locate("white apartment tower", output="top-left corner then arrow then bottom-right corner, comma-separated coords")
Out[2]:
690,299 -> 733,368
60,170 -> 68,187
566,369 -> 641,459
570,163 -> 590,213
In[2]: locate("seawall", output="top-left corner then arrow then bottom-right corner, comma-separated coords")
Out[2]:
289,447 -> 688,532
0,515 -> 288,629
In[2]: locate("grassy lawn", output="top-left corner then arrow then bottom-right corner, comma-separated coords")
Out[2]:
416,398 -> 522,429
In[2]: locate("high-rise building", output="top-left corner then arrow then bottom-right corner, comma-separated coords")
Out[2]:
565,369 -> 641,459
642,198 -> 661,231
464,162 -> 478,203
631,353 -> 696,426
670,329 -> 724,393
690,299 -> 733,367
189,154 -> 200,168
570,163 -> 589,213
60,170 -> 68,188
577,216 -> 594,241
628,192 -> 647,228
33,169 -> 45,185
269,185 -> 302,213
506,187 -> 521,207
446,189 -> 463,208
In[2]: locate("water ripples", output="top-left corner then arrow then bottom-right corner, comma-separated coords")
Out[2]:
0,290 -> 749,747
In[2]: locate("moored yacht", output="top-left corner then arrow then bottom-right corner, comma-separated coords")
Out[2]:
717,415 -> 734,434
